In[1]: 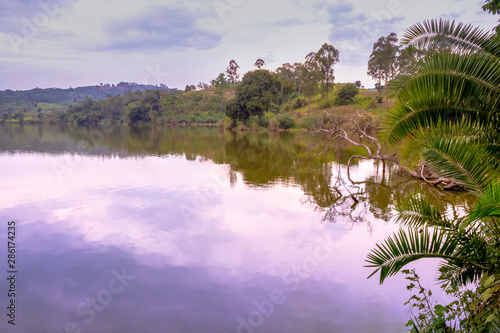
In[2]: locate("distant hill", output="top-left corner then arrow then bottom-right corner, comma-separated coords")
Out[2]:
0,82 -> 171,115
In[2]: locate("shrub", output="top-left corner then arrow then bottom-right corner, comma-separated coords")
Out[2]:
278,113 -> 295,130
335,83 -> 359,106
257,116 -> 270,128
293,98 -> 306,110
269,119 -> 279,131
300,114 -> 323,130
320,100 -> 333,108
289,91 -> 299,100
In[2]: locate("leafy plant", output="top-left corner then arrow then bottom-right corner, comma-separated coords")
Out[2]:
366,18 -> 500,331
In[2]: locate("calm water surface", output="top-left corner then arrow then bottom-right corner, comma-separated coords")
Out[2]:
0,125 -> 470,333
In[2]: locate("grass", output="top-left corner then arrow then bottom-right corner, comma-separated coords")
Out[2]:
288,86 -> 392,129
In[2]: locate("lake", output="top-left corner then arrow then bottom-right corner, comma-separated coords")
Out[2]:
0,125 -> 470,333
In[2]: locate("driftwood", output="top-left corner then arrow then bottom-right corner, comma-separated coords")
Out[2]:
314,111 -> 464,191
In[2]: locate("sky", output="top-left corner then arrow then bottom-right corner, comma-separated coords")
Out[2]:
0,0 -> 498,91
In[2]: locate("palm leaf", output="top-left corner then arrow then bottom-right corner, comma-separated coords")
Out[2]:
402,19 -> 500,58
366,227 -> 461,284
384,52 -> 500,144
394,193 -> 450,229
397,117 -> 490,166
421,136 -> 500,194
469,182 -> 500,221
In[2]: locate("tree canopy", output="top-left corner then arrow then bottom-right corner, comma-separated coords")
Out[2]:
306,43 -> 339,100
254,59 -> 266,69
226,60 -> 240,85
367,33 -> 399,93
226,70 -> 281,122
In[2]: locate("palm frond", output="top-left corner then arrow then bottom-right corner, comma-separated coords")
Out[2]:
402,19 -> 500,58
438,262 -> 484,287
397,117 -> 490,166
394,193 -> 450,229
421,136 -> 500,194
469,183 -> 500,221
366,227 -> 462,284
384,51 -> 500,144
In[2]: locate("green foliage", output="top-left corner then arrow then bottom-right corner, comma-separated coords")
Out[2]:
293,97 -> 307,110
278,113 -> 295,130
300,59 -> 322,112
299,114 -> 324,130
226,70 -> 281,123
335,83 -> 359,105
483,0 -> 500,33
384,19 -> 500,187
0,83 -> 169,117
11,110 -> 24,124
403,269 -> 488,333
367,17 -> 500,331
367,33 -> 399,90
256,116 -> 270,128
65,88 -> 224,126
226,60 -> 240,85
306,43 -> 340,100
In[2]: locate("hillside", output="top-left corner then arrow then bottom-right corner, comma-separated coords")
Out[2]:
0,82 -> 171,116
0,80 -> 392,130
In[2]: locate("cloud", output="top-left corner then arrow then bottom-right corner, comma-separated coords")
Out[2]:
0,0 -> 77,32
326,3 -> 368,42
324,2 -> 405,65
94,5 -> 222,52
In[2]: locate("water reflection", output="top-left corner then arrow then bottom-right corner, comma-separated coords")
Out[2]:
0,125 -> 471,333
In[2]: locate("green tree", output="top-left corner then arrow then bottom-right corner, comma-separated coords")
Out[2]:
226,70 -> 281,123
197,82 -> 209,90
226,60 -> 240,86
366,18 -> 500,330
396,47 -> 423,77
276,63 -> 297,105
335,83 -> 359,106
307,43 -> 340,101
254,59 -> 266,70
300,59 -> 322,114
367,33 -> 399,109
126,102 -> 149,125
211,73 -> 229,112
292,62 -> 304,94
12,110 -> 24,124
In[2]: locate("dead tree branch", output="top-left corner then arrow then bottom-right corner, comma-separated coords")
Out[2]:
312,110 -> 464,191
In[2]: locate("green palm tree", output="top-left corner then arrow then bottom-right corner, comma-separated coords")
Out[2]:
384,19 -> 500,194
365,19 -> 500,331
